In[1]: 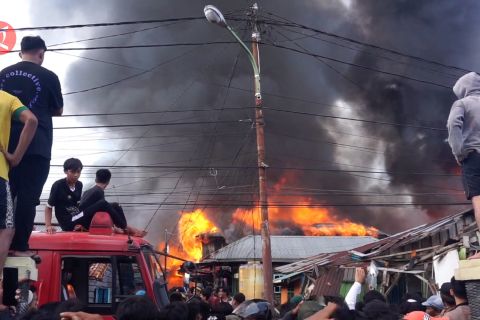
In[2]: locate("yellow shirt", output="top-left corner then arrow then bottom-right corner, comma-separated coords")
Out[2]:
0,90 -> 25,181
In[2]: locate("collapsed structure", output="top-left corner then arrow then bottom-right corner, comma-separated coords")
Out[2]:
275,209 -> 478,303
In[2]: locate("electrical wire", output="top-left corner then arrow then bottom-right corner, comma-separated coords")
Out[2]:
264,106 -> 447,131
261,42 -> 451,89
10,17 -> 206,32
46,163 -> 460,177
258,12 -> 473,74
53,119 -> 248,129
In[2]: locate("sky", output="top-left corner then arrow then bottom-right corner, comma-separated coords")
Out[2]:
1,0 -> 479,245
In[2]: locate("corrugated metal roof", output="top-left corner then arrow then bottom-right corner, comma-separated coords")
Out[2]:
276,209 -> 478,274
203,235 -> 378,263
313,268 -> 345,297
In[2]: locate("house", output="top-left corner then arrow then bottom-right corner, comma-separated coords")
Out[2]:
200,235 -> 377,303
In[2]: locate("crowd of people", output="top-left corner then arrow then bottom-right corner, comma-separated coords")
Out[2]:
274,269 -> 472,320
2,272 -> 468,320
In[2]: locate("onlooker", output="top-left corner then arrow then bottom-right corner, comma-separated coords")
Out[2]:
296,299 -> 323,320
78,169 -> 146,236
169,291 -> 185,303
360,299 -> 399,320
447,72 -> 480,258
402,310 -> 448,320
422,295 -> 444,317
200,287 -> 213,303
444,277 -> 471,320
216,287 -> 230,304
0,90 -> 37,289
0,36 -> 63,257
345,268 -> 365,310
439,283 -> 456,316
210,302 -> 233,319
231,292 -> 245,309
187,300 -> 210,320
115,296 -> 160,320
399,293 -> 425,315
44,158 -> 83,233
158,301 -> 189,320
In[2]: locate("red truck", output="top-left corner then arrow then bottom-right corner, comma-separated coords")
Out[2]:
7,213 -> 171,319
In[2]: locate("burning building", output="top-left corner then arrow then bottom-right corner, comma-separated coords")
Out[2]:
200,235 -> 377,303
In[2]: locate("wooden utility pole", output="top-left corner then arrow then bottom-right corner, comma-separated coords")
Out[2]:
250,3 -> 274,305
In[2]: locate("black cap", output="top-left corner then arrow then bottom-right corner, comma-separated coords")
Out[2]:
21,36 -> 47,52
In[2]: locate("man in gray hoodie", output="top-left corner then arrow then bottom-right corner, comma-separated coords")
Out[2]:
447,72 -> 480,259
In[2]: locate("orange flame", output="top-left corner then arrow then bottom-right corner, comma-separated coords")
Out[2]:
178,209 -> 219,262
233,205 -> 377,236
233,175 -> 378,237
157,243 -> 187,288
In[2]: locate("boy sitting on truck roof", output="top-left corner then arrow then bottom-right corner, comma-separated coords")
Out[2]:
45,158 -> 83,234
78,169 -> 146,237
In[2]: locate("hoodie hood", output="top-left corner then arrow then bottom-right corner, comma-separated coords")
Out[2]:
453,72 -> 480,99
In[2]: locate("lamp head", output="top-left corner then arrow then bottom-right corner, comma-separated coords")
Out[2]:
204,5 -> 227,27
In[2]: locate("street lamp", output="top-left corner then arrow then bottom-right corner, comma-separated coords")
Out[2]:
203,5 -> 261,105
204,4 -> 273,304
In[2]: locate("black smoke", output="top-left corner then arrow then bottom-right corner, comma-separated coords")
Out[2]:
23,0 -> 480,243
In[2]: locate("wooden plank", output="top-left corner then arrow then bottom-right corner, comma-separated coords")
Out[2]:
455,260 -> 480,281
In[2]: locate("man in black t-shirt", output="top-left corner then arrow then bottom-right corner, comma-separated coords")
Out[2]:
78,169 -> 146,237
0,36 -> 63,255
45,158 -> 83,233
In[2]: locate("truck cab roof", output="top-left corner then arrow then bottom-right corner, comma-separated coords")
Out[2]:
29,230 -> 151,252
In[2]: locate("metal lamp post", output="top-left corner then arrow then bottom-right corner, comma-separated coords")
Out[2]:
204,4 -> 273,304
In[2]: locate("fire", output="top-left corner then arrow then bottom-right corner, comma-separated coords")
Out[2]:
161,175 -> 377,285
233,176 -> 378,237
178,209 -> 219,261
157,209 -> 220,287
157,243 -> 187,288
233,205 -> 377,236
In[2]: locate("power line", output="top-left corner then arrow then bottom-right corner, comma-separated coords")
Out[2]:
262,42 -> 451,89
266,130 -> 384,154
6,41 -> 455,91
259,12 -> 472,74
271,24 -> 461,80
49,23 -> 178,48
60,106 -> 252,117
6,14 -> 468,75
53,132 -> 247,142
62,47 -> 199,95
40,190 -> 464,198
264,106 -> 447,131
269,25 -> 364,91
64,201 -> 470,208
10,17 -> 206,32
52,51 -> 146,71
47,163 -> 460,177
53,119 -> 248,130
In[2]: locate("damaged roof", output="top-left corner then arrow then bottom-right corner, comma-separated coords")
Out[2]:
276,209 -> 477,274
203,235 -> 378,263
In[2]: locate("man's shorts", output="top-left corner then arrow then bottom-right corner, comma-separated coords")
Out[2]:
462,151 -> 480,200
0,177 -> 14,229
